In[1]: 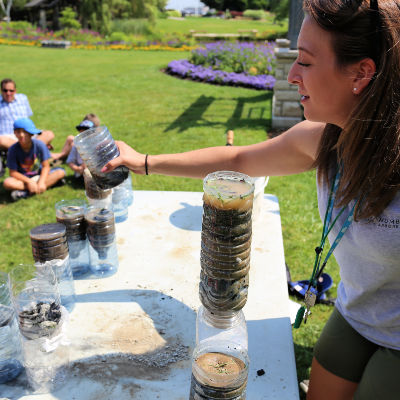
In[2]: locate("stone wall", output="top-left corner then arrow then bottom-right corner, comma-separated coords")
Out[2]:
272,39 -> 303,129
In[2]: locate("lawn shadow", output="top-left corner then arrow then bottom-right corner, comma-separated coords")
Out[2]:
164,92 -> 272,134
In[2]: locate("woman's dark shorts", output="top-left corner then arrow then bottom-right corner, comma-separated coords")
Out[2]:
314,308 -> 400,400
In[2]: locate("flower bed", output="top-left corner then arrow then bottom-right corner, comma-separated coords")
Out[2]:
0,23 -> 194,51
166,41 -> 276,90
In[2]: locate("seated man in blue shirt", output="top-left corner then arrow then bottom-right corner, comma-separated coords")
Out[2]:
3,118 -> 66,201
0,78 -> 55,151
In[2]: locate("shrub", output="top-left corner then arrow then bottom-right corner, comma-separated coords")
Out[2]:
6,21 -> 34,31
108,31 -> 129,42
111,18 -> 153,36
243,9 -> 266,20
165,10 -> 182,18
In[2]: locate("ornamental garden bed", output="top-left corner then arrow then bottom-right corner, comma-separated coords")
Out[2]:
165,41 -> 276,91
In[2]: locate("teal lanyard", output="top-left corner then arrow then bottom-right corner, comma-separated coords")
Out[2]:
294,168 -> 356,328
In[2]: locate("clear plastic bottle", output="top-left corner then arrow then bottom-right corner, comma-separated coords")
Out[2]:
200,171 -> 254,313
196,306 -> 248,351
8,264 -> 70,393
55,199 -> 90,278
74,125 -> 129,190
122,173 -> 134,206
112,181 -> 129,223
189,340 -> 249,399
0,271 -> 23,384
85,207 -> 118,277
30,223 -> 76,311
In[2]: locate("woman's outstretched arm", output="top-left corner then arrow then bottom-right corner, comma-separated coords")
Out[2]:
102,120 -> 325,179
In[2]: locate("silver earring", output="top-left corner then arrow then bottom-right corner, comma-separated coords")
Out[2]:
353,88 -> 357,92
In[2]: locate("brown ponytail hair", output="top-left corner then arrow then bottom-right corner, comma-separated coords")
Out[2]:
304,0 -> 400,220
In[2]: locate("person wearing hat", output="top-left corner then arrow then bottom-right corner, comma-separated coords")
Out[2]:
3,117 -> 66,201
53,113 -> 101,167
66,118 -> 96,181
0,78 -> 55,151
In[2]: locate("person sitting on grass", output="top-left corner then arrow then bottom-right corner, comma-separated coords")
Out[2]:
3,118 -> 66,201
55,113 -> 101,170
66,118 -> 96,182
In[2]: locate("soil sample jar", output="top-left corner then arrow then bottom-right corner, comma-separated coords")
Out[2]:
200,171 -> 254,313
85,207 -> 118,277
189,341 -> 249,400
8,264 -> 69,393
83,168 -> 112,209
30,223 -> 75,311
112,180 -> 129,223
74,125 -> 129,190
0,271 -> 23,384
196,305 -> 248,352
55,199 -> 90,278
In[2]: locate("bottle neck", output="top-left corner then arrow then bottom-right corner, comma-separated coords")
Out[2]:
201,306 -> 242,329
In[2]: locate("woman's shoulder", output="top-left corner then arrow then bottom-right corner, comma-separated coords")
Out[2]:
282,120 -> 326,161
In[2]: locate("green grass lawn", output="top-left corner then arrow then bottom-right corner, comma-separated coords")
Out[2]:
155,15 -> 287,37
0,44 -> 337,397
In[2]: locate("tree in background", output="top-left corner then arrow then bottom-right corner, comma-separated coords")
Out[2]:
269,0 -> 289,21
59,6 -> 81,29
79,0 -> 167,33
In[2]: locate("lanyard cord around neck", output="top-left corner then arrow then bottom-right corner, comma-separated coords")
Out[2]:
294,168 -> 357,328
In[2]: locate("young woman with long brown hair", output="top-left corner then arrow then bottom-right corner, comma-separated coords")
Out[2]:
103,1 -> 400,398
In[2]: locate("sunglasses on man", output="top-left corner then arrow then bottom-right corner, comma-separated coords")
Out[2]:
2,88 -> 15,93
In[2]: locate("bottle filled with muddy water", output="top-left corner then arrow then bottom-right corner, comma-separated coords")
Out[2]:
29,223 -> 75,311
200,171 -> 254,313
85,207 -> 118,277
55,199 -> 90,278
74,125 -> 129,190
189,341 -> 249,399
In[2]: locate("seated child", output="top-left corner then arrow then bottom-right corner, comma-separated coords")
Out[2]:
67,119 -> 95,180
51,113 -> 100,162
3,118 -> 66,201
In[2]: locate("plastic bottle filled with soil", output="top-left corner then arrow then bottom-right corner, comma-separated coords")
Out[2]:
30,223 -> 76,311
83,168 -> 113,209
196,305 -> 248,352
200,171 -> 254,313
8,264 -> 70,393
85,206 -> 118,277
189,341 -> 249,400
0,271 -> 23,384
74,126 -> 129,190
55,199 -> 90,278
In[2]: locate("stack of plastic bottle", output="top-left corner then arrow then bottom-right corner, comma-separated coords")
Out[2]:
29,223 -> 76,312
190,171 -> 255,400
85,207 -> 118,277
55,199 -> 90,278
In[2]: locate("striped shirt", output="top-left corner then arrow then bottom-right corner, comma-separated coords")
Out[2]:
0,93 -> 33,135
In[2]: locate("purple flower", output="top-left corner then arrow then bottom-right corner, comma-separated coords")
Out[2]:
167,59 -> 275,90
